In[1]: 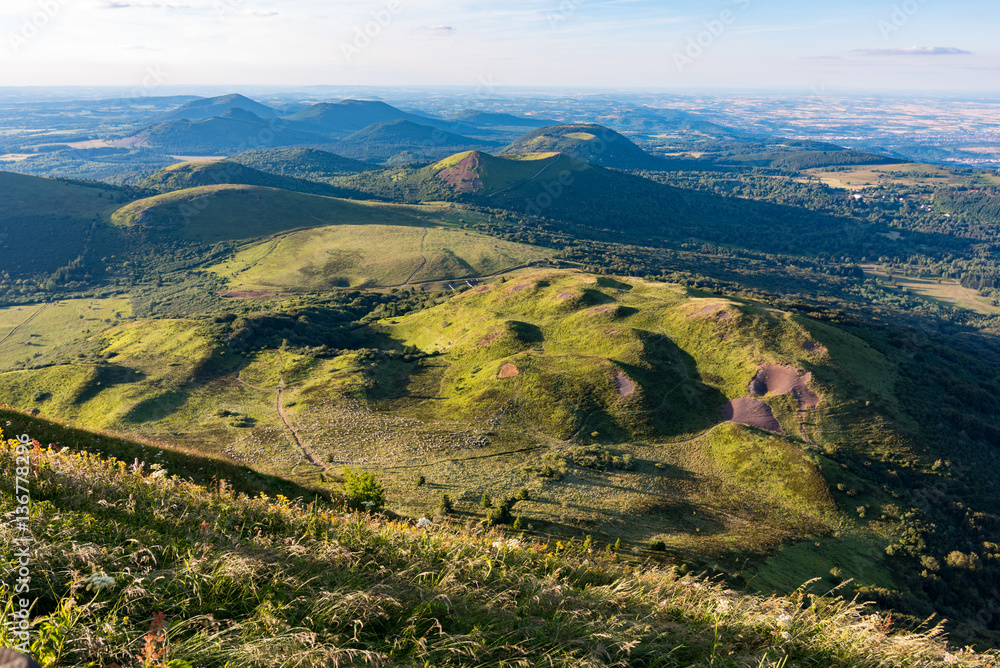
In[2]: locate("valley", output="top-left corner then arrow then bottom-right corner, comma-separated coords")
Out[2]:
2,88 -> 1000,664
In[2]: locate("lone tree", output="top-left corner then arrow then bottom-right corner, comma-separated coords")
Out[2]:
341,467 -> 386,512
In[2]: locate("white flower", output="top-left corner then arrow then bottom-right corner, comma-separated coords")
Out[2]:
777,614 -> 793,630
780,631 -> 791,640
506,538 -> 522,548
87,573 -> 116,592
715,599 -> 730,614
361,501 -> 375,509
416,517 -> 431,528
491,540 -> 503,549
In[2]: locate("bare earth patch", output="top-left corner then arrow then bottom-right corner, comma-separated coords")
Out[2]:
689,303 -> 725,318
498,363 -> 520,379
436,152 -> 484,192
748,364 -> 820,409
592,306 -> 615,314
721,398 -> 784,433
557,291 -> 579,301
508,283 -> 530,294
614,370 -> 636,397
803,340 -> 827,356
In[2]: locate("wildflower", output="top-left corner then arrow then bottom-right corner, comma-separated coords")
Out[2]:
361,501 -> 375,509
87,573 -> 116,592
777,614 -> 793,630
715,599 -> 730,614
416,517 -> 431,528
781,631 -> 791,641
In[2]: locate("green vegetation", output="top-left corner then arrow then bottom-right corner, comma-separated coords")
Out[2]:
3,434 -> 992,667
208,220 -> 551,290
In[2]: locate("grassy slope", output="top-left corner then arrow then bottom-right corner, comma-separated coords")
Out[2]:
208,221 -> 552,290
1,433 -> 988,667
0,297 -> 131,369
0,269 -> 940,615
110,185 -> 476,242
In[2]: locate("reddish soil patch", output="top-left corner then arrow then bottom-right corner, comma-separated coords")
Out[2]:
615,370 -> 636,397
473,285 -> 492,294
436,152 -> 484,192
557,291 -> 578,301
803,340 -> 828,356
592,305 -> 616,314
721,398 -> 784,433
717,312 -> 732,321
498,363 -> 520,379
217,290 -> 281,300
478,332 -> 501,348
748,364 -> 821,410
508,283 -> 530,294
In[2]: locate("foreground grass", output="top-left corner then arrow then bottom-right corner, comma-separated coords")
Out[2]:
1,432 -> 992,667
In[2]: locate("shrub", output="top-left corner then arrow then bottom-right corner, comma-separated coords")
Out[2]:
415,474 -> 426,488
481,492 -> 492,509
341,467 -> 386,512
649,539 -> 666,552
515,487 -> 530,501
437,493 -> 453,515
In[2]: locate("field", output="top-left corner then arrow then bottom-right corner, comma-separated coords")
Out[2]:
862,265 -> 1000,315
800,163 -> 1000,189
209,223 -> 553,290
0,297 -> 132,369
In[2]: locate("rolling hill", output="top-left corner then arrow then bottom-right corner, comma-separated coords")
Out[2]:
137,160 -> 365,199
154,93 -> 281,122
0,171 -> 132,282
284,99 -> 434,136
333,120 -> 498,162
228,147 -> 379,179
501,123 -> 671,170
120,109 -> 327,155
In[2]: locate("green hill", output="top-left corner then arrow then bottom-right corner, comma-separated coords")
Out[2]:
109,184 -> 434,241
207,207 -> 552,290
334,120 -> 498,162
0,171 -> 133,284
2,423 -> 981,667
122,111 -> 327,155
501,123 -> 669,170
137,160 -> 363,199
228,147 -> 378,179
284,99 -> 431,136
156,93 -> 280,122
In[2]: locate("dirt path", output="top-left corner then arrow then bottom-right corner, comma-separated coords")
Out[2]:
0,303 -> 47,348
276,380 -> 327,470
402,225 -> 430,286
235,354 -> 327,470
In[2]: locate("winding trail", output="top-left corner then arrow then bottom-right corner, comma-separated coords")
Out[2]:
235,354 -> 328,471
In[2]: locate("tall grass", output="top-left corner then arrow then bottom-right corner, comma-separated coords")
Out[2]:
1,432 -> 993,667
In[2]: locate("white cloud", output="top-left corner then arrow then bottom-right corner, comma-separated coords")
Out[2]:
857,46 -> 971,56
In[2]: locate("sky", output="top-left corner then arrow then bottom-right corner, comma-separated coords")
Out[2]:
1,0 -> 998,92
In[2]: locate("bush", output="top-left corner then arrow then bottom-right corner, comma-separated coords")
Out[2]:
515,487 -> 530,501
437,493 -> 453,515
481,492 -> 492,509
649,539 -> 666,552
341,467 -> 386,512
415,474 -> 426,487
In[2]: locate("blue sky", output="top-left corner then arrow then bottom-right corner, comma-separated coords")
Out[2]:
1,0 -> 997,91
